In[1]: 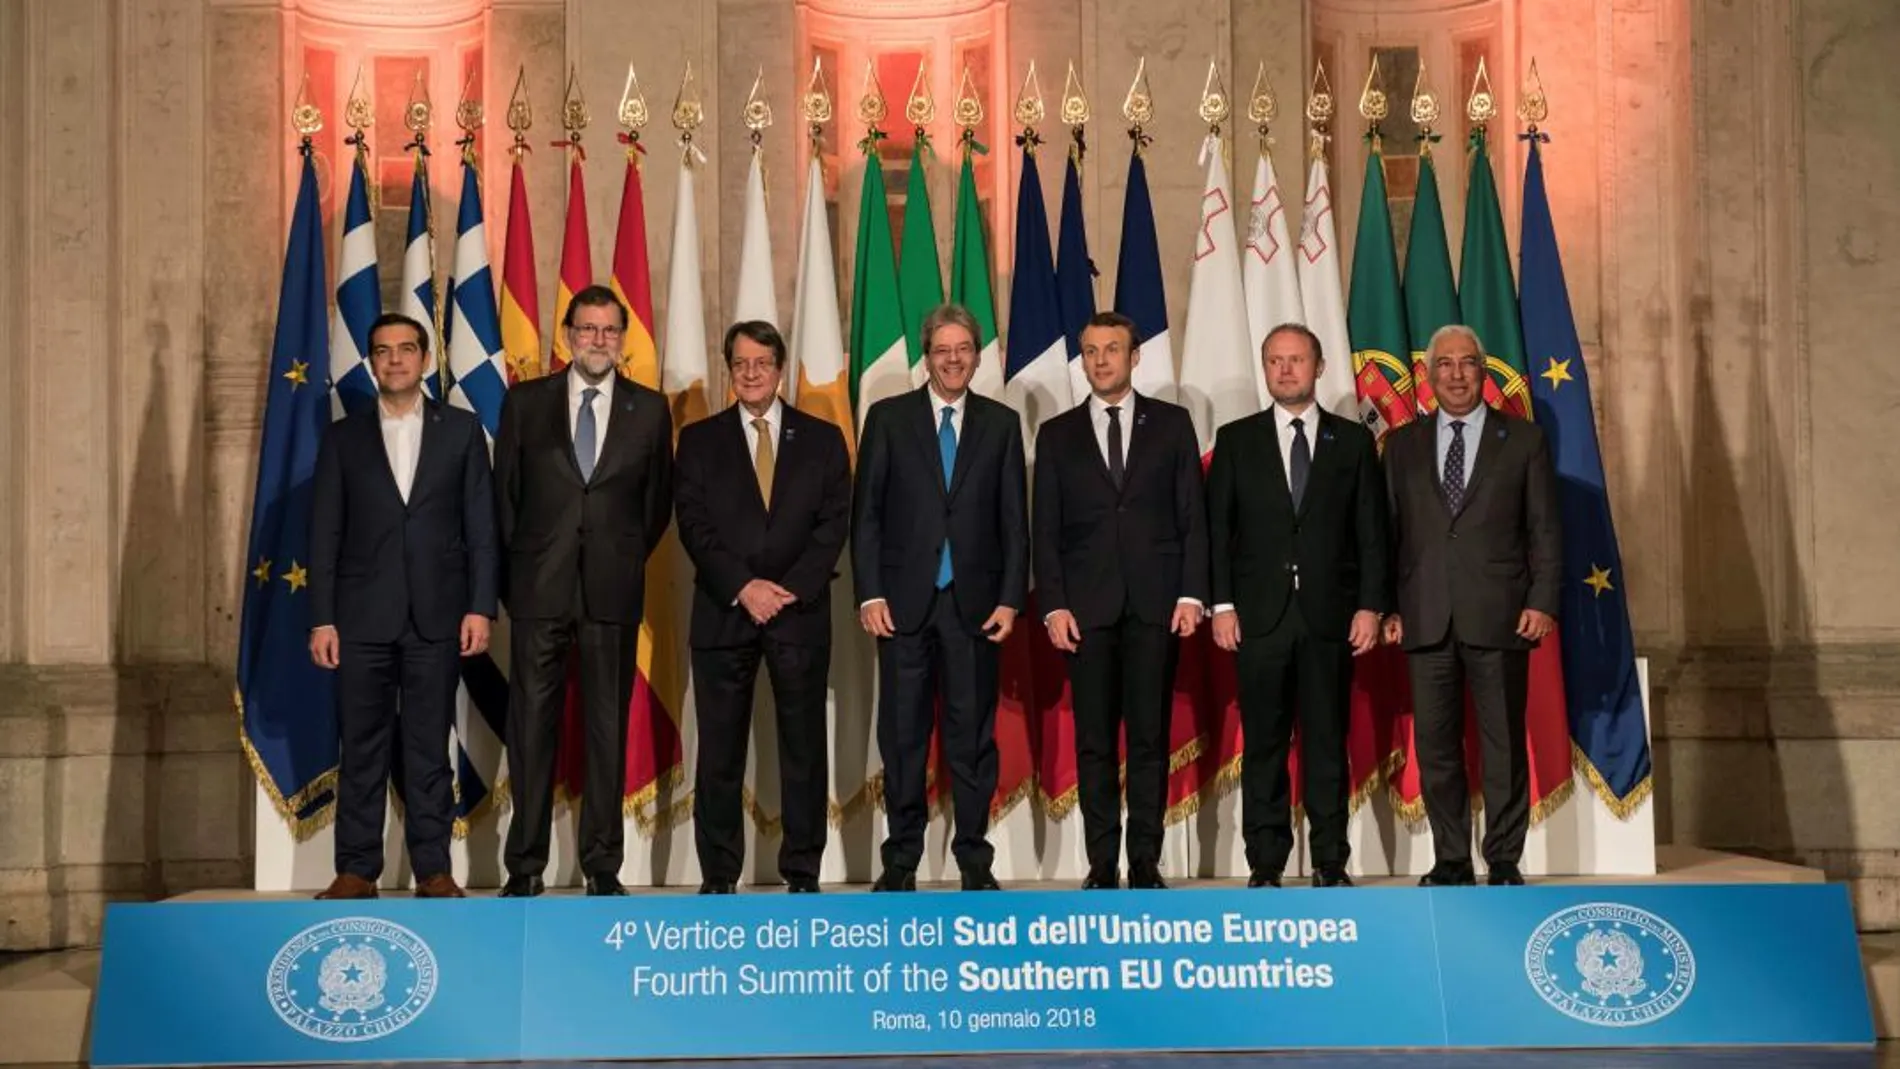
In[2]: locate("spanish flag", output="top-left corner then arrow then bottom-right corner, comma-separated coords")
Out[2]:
499,154 -> 541,382
549,152 -> 591,371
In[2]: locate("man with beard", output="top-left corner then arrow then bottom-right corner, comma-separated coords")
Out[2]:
493,285 -> 674,897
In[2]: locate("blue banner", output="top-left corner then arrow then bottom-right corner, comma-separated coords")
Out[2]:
92,884 -> 1870,1065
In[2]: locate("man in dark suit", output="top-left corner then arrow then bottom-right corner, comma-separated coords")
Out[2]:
308,311 -> 498,900
493,284 -> 674,897
1208,323 -> 1389,890
853,303 -> 1027,892
1033,311 -> 1207,890
676,320 -> 850,895
1383,323 -> 1562,887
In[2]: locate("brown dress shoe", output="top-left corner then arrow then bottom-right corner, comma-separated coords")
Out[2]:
315,873 -> 378,900
414,873 -> 466,899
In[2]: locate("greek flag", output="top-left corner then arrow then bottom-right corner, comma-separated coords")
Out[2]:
328,160 -> 380,419
401,159 -> 441,399
444,156 -> 511,826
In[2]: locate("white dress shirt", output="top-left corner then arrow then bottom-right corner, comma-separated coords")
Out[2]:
379,394 -> 425,504
1212,401 -> 1322,616
1435,403 -> 1488,482
861,388 -> 967,610
740,397 -> 784,466
568,369 -> 615,469
1087,388 -> 1136,467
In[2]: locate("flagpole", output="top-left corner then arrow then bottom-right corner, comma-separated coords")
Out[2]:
402,72 -> 447,400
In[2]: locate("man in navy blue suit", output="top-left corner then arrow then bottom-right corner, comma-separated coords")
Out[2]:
309,312 -> 499,900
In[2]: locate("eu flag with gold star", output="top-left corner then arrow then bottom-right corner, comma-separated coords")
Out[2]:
236,147 -> 338,836
1522,138 -> 1653,814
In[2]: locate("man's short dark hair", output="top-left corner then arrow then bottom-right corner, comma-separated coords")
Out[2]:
563,284 -> 630,330
1080,310 -> 1142,349
368,311 -> 430,352
722,320 -> 788,369
1263,321 -> 1324,363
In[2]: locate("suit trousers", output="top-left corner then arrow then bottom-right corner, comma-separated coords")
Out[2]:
691,637 -> 831,882
1407,636 -> 1531,868
505,579 -> 638,880
1235,600 -> 1355,876
877,586 -> 999,873
1068,612 -> 1177,873
334,620 -> 461,881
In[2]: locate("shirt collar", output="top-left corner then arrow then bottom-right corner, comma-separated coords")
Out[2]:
1271,400 -> 1320,433
738,397 -> 783,427
569,368 -> 615,405
1437,404 -> 1488,434
926,385 -> 967,417
379,393 -> 425,422
1088,388 -> 1136,420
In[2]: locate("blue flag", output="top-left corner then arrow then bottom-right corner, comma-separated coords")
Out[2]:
1521,139 -> 1653,814
1112,149 -> 1175,398
1003,147 -> 1071,429
238,150 -> 338,835
403,160 -> 442,400
1054,151 -> 1096,401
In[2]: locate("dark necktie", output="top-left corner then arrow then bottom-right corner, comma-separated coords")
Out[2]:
1106,404 -> 1125,490
1444,419 -> 1467,511
1289,416 -> 1310,510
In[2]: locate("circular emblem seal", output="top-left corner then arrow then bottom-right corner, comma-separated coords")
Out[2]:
266,916 -> 439,1042
1525,902 -> 1695,1027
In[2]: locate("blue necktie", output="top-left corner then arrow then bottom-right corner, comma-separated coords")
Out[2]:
1289,416 -> 1310,510
576,387 -> 600,482
1443,419 -> 1467,512
936,405 -> 956,588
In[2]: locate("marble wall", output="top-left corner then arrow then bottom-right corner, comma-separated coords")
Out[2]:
2,0 -> 1897,948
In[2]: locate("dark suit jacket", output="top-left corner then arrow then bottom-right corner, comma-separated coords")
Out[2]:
493,370 -> 674,624
1207,406 -> 1390,639
675,403 -> 851,648
852,387 -> 1029,635
1383,408 -> 1562,651
309,399 -> 499,644
1032,394 -> 1209,628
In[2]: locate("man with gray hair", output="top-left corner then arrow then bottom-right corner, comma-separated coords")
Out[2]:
853,303 -> 1028,892
1382,322 -> 1562,887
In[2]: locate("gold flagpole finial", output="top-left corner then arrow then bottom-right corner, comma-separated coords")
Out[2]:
905,59 -> 936,129
804,56 -> 833,151
743,67 -> 774,143
1358,54 -> 1388,126
858,58 -> 889,131
1247,61 -> 1277,131
1123,56 -> 1155,130
506,65 -> 533,146
1198,58 -> 1230,131
673,61 -> 705,165
292,70 -> 324,141
561,64 -> 590,135
1466,54 -> 1497,127
619,65 -> 650,132
455,68 -> 483,138
1411,58 -> 1441,156
343,65 -> 373,142
1014,60 -> 1046,130
1518,56 -> 1549,129
1305,59 -> 1334,160
953,64 -> 983,131
1060,60 -> 1089,128
405,68 -> 433,141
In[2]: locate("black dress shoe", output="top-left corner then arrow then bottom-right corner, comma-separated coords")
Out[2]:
872,867 -> 917,892
1486,863 -> 1526,886
1419,864 -> 1478,887
1312,866 -> 1354,888
1081,869 -> 1119,890
698,880 -> 738,895
498,874 -> 544,898
959,866 -> 1002,891
585,874 -> 628,897
785,876 -> 821,894
1128,864 -> 1168,890
1247,870 -> 1283,888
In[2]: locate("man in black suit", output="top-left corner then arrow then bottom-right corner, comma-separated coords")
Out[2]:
308,312 -> 498,901
493,284 -> 674,897
1208,323 -> 1388,890
676,321 -> 850,895
1033,311 -> 1206,890
1382,323 -> 1562,887
853,303 -> 1027,892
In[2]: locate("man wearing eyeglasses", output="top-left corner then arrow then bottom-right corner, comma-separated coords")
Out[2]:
492,284 -> 675,897
853,303 -> 1028,892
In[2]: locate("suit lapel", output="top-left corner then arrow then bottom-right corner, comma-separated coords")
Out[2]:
1295,412 -> 1343,519
1071,402 -> 1117,494
907,390 -> 949,495
1454,410 -> 1505,515
588,375 -> 641,484
1115,394 -> 1155,493
406,400 -> 448,509
948,397 -> 988,499
360,403 -> 412,510
548,371 -> 587,485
